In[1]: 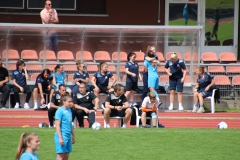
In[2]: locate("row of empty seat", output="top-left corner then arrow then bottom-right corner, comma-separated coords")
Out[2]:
201,52 -> 237,63
206,39 -> 233,46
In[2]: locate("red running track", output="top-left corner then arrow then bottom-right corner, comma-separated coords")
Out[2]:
0,110 -> 240,128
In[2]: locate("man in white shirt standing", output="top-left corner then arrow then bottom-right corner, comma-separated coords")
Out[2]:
40,0 -> 59,55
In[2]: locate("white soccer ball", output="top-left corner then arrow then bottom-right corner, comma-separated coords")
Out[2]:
92,122 -> 101,130
217,121 -> 228,129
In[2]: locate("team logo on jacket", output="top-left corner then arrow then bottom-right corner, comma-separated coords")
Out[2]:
105,76 -> 107,79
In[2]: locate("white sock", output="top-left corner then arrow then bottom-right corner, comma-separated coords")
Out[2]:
122,124 -> 126,127
34,101 -> 38,106
106,124 -> 110,127
179,103 -> 182,107
16,102 -> 19,106
25,102 -> 28,105
170,103 -> 173,107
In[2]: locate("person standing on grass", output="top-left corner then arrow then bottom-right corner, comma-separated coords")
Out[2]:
12,60 -> 32,109
165,53 -> 186,111
48,84 -> 67,128
15,132 -> 40,160
211,9 -> 220,40
33,68 -> 53,110
73,82 -> 99,128
142,46 -> 159,101
104,84 -> 132,128
0,59 -> 10,109
192,66 -> 215,113
183,4 -> 188,25
125,52 -> 142,106
54,94 -> 76,160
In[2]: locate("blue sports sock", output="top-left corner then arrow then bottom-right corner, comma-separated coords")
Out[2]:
151,90 -> 159,98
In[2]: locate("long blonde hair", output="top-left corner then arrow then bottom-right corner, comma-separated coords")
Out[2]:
15,132 -> 38,160
76,61 -> 83,71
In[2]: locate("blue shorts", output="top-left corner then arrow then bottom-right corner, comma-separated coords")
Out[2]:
54,132 -> 72,154
148,77 -> 159,89
198,88 -> 213,98
52,85 -> 70,91
169,78 -> 183,92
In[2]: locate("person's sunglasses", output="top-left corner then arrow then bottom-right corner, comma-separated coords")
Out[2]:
47,4 -> 52,6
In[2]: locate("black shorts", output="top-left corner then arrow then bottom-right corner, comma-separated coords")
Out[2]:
33,85 -> 50,94
125,82 -> 138,91
98,85 -> 109,94
110,109 -> 126,117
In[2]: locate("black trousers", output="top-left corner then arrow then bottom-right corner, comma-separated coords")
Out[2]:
142,72 -> 149,101
13,85 -> 32,103
76,109 -> 95,128
48,107 -> 57,126
0,84 -> 11,106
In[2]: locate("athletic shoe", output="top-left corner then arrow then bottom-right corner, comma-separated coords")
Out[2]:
14,104 -> 19,109
24,103 -> 30,109
197,107 -> 205,113
158,124 -> 166,128
40,104 -> 47,109
47,103 -> 51,109
33,105 -> 38,110
192,106 -> 198,113
106,124 -> 110,128
0,104 -> 6,109
121,124 -> 126,128
179,106 -> 184,111
168,106 -> 173,110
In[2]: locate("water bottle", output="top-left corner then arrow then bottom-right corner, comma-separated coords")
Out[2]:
151,113 -> 157,119
164,83 -> 169,93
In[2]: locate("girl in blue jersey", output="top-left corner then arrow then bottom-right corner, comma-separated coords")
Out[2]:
54,94 -> 76,160
32,69 -> 53,109
192,66 -> 215,113
12,60 -> 32,109
92,62 -> 116,98
125,52 -> 142,105
50,64 -> 72,102
15,132 -> 40,160
165,53 -> 186,111
72,62 -> 90,94
144,50 -> 161,98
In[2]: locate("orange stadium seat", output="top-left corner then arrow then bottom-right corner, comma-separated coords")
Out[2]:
184,52 -> 198,63
208,65 -> 225,75
2,49 -> 20,60
107,65 -> 116,72
220,52 -> 237,63
26,62 -> 43,71
76,51 -> 93,61
39,50 -> 57,61
57,50 -> 75,61
213,75 -> 231,85
155,52 -> 165,62
133,51 -> 145,62
201,52 -> 219,63
232,75 -> 240,86
87,65 -> 98,73
226,66 -> 240,75
158,66 -> 166,75
112,52 -> 128,62
159,75 -> 169,83
21,50 -> 38,61
165,52 -> 182,60
109,74 -> 118,82
30,73 -> 40,81
94,51 -> 111,62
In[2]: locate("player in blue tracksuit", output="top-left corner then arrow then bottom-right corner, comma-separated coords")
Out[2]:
92,62 -> 116,99
165,53 -> 186,111
54,94 -> 75,160
125,52 -> 142,105
192,66 -> 215,113
183,4 -> 188,25
142,46 -> 159,101
12,60 -> 32,109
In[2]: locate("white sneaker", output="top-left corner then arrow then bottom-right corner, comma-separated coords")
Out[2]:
24,103 -> 30,109
33,105 -> 38,110
106,124 -> 110,128
192,106 -> 198,113
40,104 -> 47,109
14,104 -> 19,109
121,124 -> 126,128
47,103 -> 51,109
168,106 -> 173,110
197,107 -> 205,113
179,106 -> 184,111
